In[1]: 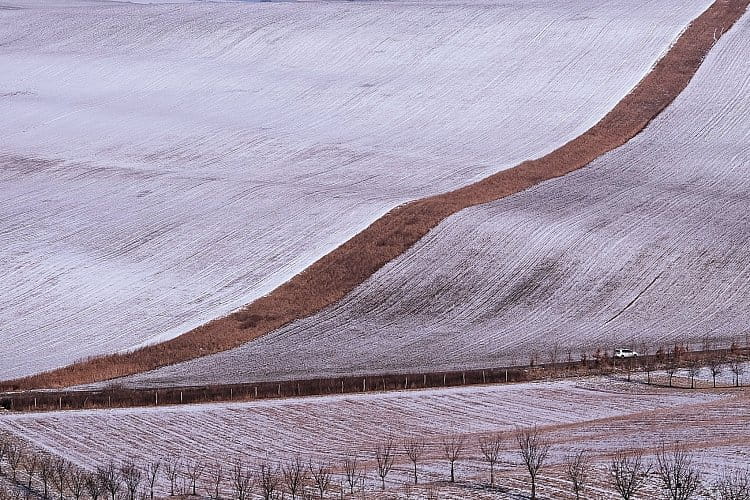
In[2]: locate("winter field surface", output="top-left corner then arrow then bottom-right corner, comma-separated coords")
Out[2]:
120,6 -> 750,388
0,0 -> 713,379
1,378 -> 748,498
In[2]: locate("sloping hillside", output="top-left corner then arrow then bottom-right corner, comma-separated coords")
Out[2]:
120,9 -> 750,388
0,0 -> 713,379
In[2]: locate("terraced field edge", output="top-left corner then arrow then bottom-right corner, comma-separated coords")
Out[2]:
5,0 -> 748,390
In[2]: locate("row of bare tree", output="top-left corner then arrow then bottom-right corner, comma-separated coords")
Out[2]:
536,341 -> 748,384
2,428 -> 749,500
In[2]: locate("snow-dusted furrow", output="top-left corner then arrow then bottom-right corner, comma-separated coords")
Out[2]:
0,0 -> 712,378
2,379 -> 744,498
0,379 -> 726,493
122,7 -> 750,388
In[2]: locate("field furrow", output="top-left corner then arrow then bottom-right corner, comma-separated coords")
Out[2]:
122,7 -> 750,388
1,380 -> 745,498
0,0 -> 714,379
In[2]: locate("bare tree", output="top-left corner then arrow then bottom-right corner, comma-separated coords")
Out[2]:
121,461 -> 142,500
623,358 -> 636,382
185,459 -> 205,496
85,472 -> 104,500
51,458 -> 69,500
23,452 -> 38,491
665,361 -> 679,387
643,356 -> 657,385
98,462 -> 121,500
342,455 -> 360,495
67,468 -> 87,500
6,444 -> 22,481
231,461 -> 252,500
686,361 -> 701,389
258,461 -> 279,500
714,468 -> 750,500
565,451 -> 590,500
707,358 -> 724,388
403,438 -> 424,485
283,456 -> 304,500
442,435 -> 464,483
656,444 -> 702,500
309,462 -> 331,500
145,461 -> 160,500
730,359 -> 745,387
516,427 -> 549,500
209,463 -> 223,500
375,440 -> 395,490
164,455 -> 181,497
609,450 -> 650,500
479,433 -> 503,487
39,454 -> 54,499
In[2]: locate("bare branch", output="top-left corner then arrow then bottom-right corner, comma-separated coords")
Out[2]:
656,443 -> 702,500
564,451 -> 590,500
442,435 -> 464,483
283,456 -> 304,500
375,439 -> 395,490
343,454 -> 360,494
609,450 -> 650,500
516,426 -> 549,500
308,461 -> 331,500
479,433 -> 503,487
714,468 -> 750,500
403,438 -> 425,485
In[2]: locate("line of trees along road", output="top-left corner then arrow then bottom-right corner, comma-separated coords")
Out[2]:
3,344 -> 748,413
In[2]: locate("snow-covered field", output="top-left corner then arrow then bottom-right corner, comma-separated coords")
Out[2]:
120,7 -> 750,388
0,0 -> 713,379
1,379 -> 746,498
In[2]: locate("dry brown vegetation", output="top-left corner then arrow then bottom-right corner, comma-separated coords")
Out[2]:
4,0 -> 748,391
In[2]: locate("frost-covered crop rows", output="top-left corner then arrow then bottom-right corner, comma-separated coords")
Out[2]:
122,7 -> 750,388
0,379 -> 744,497
0,0 -> 712,379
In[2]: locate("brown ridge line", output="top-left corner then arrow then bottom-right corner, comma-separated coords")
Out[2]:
5,0 -> 748,391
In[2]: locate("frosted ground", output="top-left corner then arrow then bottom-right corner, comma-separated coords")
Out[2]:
1,379 -> 747,498
0,0 -> 713,378
121,8 -> 750,387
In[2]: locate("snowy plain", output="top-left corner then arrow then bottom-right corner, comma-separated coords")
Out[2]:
0,0 -> 713,378
1,378 -> 746,498
121,8 -> 750,388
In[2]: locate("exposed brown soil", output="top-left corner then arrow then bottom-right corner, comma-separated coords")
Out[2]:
4,0 -> 748,390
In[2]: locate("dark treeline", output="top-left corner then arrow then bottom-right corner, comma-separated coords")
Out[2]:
2,345 -> 748,413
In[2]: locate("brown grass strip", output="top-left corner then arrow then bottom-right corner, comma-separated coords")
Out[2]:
5,0 -> 748,390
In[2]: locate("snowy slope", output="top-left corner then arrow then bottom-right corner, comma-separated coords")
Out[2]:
1,379 -> 742,498
0,0 -> 712,378
122,8 -> 750,388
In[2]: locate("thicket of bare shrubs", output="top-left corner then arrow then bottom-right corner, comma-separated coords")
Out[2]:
4,427 -> 743,500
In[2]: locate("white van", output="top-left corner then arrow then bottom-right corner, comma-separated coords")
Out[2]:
614,348 -> 639,358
